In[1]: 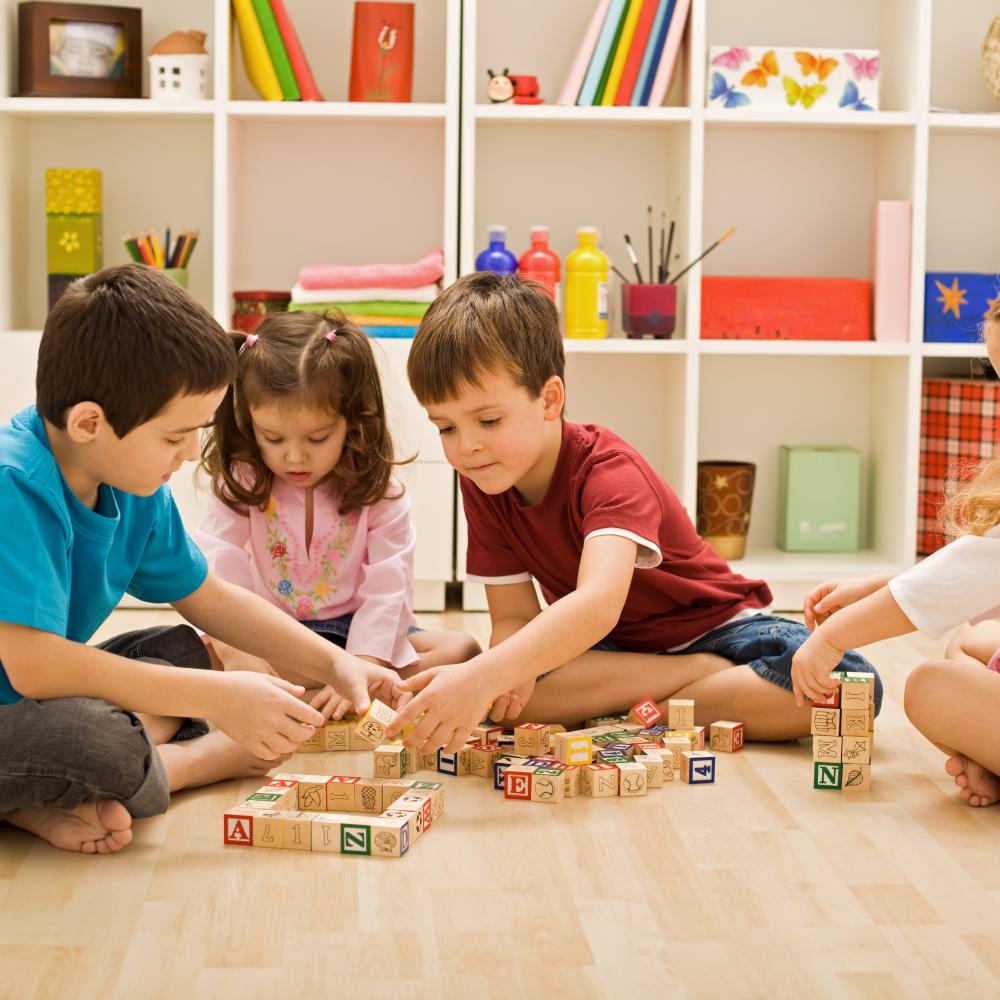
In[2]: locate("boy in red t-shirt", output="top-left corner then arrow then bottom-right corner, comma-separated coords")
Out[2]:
387,273 -> 879,752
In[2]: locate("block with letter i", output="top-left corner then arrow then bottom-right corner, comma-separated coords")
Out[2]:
709,721 -> 744,752
680,752 -> 716,785
667,699 -> 695,729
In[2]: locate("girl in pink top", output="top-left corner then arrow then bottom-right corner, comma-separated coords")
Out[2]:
197,311 -> 479,717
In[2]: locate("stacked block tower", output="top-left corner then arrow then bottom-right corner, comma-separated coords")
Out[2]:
811,671 -> 876,791
45,169 -> 102,310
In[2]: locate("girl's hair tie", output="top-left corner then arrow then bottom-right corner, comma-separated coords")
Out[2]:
326,330 -> 338,343
244,333 -> 259,348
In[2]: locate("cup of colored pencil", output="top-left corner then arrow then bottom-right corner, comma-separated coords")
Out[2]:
123,227 -> 199,287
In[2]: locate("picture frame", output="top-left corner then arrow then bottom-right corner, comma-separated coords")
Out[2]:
18,2 -> 142,98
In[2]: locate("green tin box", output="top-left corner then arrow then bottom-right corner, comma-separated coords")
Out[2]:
47,213 -> 102,275
778,446 -> 861,552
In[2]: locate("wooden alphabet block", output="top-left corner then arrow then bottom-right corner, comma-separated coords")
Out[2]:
323,720 -> 352,751
370,816 -> 410,857
813,761 -> 843,790
339,821 -> 372,856
811,708 -> 840,736
842,763 -> 871,791
280,811 -> 313,851
553,733 -> 593,766
223,809 -> 255,846
311,813 -> 343,852
581,762 -> 619,798
381,779 -> 415,807
530,768 -> 566,803
680,752 -> 716,784
840,735 -> 871,765
395,792 -> 435,830
380,808 -> 420,843
403,747 -> 421,773
373,745 -> 407,779
494,755 -> 517,790
812,736 -> 842,763
634,754 -> 665,787
504,765 -> 536,801
843,671 -> 876,708
326,775 -> 361,812
436,747 -> 472,776
471,724 -> 503,746
628,697 -> 666,727
252,810 -> 283,848
662,737 -> 691,769
616,761 -> 648,797
295,776 -> 331,811
355,699 -> 396,746
691,725 -> 707,750
298,727 -> 324,753
469,743 -> 501,778
667,699 -> 695,729
514,723 -> 551,756
841,709 -> 870,736
709,721 -> 744,752
356,779 -> 384,814
409,781 -> 445,819
811,686 -> 841,709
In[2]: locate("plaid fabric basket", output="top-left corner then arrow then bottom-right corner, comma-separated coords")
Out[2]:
919,378 -> 1000,555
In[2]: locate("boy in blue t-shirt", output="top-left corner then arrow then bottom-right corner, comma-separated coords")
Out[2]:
0,265 -> 401,854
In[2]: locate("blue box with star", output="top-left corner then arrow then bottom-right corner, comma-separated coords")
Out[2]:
923,272 -> 1000,343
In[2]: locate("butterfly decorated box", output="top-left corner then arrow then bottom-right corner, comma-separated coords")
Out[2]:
706,47 -> 880,112
923,273 -> 1000,343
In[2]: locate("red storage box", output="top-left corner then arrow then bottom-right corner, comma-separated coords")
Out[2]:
918,378 -> 1000,555
701,276 -> 872,340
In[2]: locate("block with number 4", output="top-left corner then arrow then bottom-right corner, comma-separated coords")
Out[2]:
680,751 -> 716,784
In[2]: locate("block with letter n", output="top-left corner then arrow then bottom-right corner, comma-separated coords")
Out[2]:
813,762 -> 843,790
341,823 -> 372,856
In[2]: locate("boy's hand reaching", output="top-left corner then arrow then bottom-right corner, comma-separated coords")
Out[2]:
328,653 -> 403,717
386,662 -> 491,753
212,671 -> 324,759
488,677 -> 537,724
790,630 -> 845,708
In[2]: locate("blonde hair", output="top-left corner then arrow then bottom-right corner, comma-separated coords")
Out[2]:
201,311 -> 406,515
940,303 -> 1000,536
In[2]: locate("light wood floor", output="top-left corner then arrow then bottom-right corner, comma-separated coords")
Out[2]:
2,610 -> 1000,998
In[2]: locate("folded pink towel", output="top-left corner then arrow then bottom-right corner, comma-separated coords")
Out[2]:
300,249 -> 445,291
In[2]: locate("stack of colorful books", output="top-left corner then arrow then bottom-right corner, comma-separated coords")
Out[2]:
289,249 -> 444,339
557,0 -> 692,108
233,0 -> 324,101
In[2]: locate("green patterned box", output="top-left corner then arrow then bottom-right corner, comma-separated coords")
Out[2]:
47,213 -> 102,274
778,446 -> 860,552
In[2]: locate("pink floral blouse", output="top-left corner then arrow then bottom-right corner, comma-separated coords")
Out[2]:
194,474 -> 418,669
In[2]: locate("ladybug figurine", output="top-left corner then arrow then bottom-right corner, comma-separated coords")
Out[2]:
486,68 -> 514,103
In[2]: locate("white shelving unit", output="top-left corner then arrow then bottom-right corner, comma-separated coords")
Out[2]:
0,0 -> 460,609
459,0 -> 1000,610
1,0 -> 999,614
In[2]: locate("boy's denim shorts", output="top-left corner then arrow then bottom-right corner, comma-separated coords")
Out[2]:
303,612 -> 423,650
589,613 -> 883,715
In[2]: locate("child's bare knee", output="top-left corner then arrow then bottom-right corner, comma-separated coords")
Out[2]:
904,660 -> 949,723
450,633 -> 481,662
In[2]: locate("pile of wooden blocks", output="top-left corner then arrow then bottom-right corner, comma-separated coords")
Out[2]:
811,670 -> 876,791
222,770 -> 444,858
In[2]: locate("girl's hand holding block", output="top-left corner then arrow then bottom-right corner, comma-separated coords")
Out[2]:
791,632 -> 845,708
212,671 -> 324,759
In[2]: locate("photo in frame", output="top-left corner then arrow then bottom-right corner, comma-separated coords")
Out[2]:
18,2 -> 142,98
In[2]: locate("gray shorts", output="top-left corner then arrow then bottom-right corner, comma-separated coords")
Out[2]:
0,624 -> 211,820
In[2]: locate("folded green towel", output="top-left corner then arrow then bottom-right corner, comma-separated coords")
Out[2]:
289,300 -> 429,318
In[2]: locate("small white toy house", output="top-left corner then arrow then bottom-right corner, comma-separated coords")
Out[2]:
148,30 -> 209,101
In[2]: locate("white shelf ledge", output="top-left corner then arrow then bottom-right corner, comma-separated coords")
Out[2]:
698,339 -> 910,357
702,109 -> 916,130
929,112 -> 1000,133
730,547 -> 903,583
473,103 -> 691,124
921,342 -> 985,357
0,97 -> 214,120
563,337 -> 688,354
226,100 -> 447,122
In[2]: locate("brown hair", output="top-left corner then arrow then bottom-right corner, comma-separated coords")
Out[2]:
940,300 -> 1000,536
201,310 -> 402,515
37,264 -> 235,437
407,272 -> 564,404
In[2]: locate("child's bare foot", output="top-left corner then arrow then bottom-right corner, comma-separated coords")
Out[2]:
5,799 -> 133,854
157,728 -> 291,792
944,754 -> 1000,807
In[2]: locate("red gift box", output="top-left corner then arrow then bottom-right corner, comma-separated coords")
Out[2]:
701,276 -> 872,340
918,378 -> 1000,555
